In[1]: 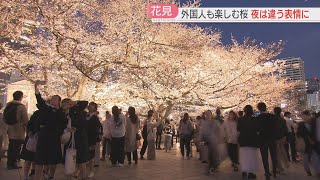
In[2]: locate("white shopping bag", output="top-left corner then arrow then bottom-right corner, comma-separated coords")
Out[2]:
65,133 -> 77,175
26,134 -> 38,152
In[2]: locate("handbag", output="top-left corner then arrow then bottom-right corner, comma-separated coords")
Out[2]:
61,116 -> 72,144
136,133 -> 142,140
65,133 -> 77,175
61,132 -> 71,144
26,133 -> 38,152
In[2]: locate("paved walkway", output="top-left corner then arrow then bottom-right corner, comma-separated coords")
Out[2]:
0,144 -> 318,180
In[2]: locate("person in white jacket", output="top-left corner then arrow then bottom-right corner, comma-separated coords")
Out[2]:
225,110 -> 239,171
107,106 -> 126,167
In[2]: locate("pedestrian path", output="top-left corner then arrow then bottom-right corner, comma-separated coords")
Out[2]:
0,145 -> 317,180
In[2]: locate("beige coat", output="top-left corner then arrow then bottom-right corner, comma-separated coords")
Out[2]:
125,117 -> 140,152
7,101 -> 28,140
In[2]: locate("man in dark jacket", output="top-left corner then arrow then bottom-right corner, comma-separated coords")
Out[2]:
256,102 -> 278,179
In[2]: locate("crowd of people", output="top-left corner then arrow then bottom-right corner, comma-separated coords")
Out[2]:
0,81 -> 320,180
192,104 -> 320,179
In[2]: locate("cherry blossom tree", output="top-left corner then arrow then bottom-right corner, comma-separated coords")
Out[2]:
0,0 -> 293,117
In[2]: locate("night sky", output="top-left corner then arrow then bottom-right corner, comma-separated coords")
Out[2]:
187,0 -> 320,78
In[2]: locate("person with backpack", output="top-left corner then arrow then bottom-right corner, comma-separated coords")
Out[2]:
4,91 -> 29,170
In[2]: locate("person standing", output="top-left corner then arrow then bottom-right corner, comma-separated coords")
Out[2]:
20,105 -> 40,179
297,110 -> 319,176
273,107 -> 289,173
179,113 -> 194,160
4,91 -> 29,170
155,121 -> 163,150
125,107 -> 140,165
140,110 -> 154,160
68,100 -> 90,180
101,111 -> 111,161
107,106 -> 126,167
256,102 -> 278,179
146,110 -> 162,160
33,82 -> 67,180
284,112 -> 298,162
194,116 -> 202,159
237,105 -> 260,179
170,119 -> 176,148
85,102 -> 102,178
199,110 -> 221,174
163,119 -> 173,152
93,111 -> 103,167
225,110 -> 239,172
0,103 -> 8,162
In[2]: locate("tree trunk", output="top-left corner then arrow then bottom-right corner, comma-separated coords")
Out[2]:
156,101 -> 174,120
73,75 -> 86,99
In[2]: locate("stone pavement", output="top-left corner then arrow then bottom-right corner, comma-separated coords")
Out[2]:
0,144 -> 318,180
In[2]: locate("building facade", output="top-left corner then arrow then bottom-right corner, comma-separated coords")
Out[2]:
282,57 -> 306,91
306,78 -> 320,112
2,71 -> 36,114
306,90 -> 320,112
306,78 -> 320,92
281,57 -> 307,110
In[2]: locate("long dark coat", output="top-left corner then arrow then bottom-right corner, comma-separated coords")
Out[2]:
34,93 -> 67,165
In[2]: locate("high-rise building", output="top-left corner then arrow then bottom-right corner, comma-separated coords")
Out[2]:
306,91 -> 320,112
306,78 -> 320,92
281,57 -> 306,91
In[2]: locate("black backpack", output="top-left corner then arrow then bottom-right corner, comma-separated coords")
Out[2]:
142,124 -> 148,139
3,102 -> 21,125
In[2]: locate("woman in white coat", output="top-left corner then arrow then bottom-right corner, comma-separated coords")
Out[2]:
125,107 -> 140,165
